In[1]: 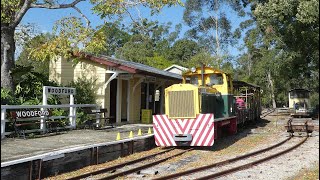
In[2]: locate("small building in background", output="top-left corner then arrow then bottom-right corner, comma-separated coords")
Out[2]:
164,64 -> 188,75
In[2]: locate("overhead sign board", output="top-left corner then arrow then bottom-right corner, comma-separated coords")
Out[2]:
44,86 -> 76,95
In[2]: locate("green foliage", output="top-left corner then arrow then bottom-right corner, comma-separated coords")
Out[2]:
117,34 -> 154,63
235,0 -> 319,107
310,93 -> 319,108
1,65 -> 60,105
67,77 -> 97,104
1,0 -> 22,23
67,77 -> 97,126
51,109 -> 69,126
145,55 -> 173,70
16,33 -> 53,76
253,0 -> 319,85
12,65 -> 60,105
168,39 -> 200,64
1,88 -> 15,105
185,50 -> 214,68
115,19 -> 185,69
91,0 -> 183,18
95,22 -> 131,56
183,0 -> 243,54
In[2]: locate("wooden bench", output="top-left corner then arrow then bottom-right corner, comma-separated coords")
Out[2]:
83,108 -> 115,129
10,111 -> 67,139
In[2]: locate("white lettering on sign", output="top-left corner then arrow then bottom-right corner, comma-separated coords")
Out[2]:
13,110 -> 51,118
46,87 -> 76,95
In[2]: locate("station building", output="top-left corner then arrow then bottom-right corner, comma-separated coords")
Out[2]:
49,53 -> 182,124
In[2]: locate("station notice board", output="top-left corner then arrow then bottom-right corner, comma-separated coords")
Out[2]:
141,109 -> 152,124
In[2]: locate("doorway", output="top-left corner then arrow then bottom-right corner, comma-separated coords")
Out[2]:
109,79 -> 117,123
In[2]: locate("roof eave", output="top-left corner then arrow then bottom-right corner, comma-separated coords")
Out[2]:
73,52 -> 138,74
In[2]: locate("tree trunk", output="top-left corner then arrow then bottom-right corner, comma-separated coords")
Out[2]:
267,70 -> 277,108
247,53 -> 252,76
1,27 -> 16,92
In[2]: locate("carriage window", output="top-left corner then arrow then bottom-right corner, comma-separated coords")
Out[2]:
210,74 -> 223,85
190,76 -> 198,85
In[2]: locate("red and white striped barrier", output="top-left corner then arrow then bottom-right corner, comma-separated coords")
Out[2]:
153,114 -> 215,146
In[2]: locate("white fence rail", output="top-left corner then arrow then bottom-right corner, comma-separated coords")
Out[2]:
1,104 -> 99,139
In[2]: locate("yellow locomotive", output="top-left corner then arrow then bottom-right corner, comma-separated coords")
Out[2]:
153,65 -> 261,146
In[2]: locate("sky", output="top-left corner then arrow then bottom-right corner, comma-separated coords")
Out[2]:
20,1 -> 250,58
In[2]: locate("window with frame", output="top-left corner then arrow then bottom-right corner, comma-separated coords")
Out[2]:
209,74 -> 223,85
190,76 -> 198,85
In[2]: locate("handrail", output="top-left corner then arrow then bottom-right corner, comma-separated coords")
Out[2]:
1,104 -> 101,139
1,104 -> 97,109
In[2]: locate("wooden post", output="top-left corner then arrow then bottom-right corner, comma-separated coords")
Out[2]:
127,80 -> 130,123
41,87 -> 47,131
69,94 -> 75,128
1,108 -> 6,139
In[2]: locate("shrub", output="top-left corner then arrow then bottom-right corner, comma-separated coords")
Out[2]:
67,77 -> 97,126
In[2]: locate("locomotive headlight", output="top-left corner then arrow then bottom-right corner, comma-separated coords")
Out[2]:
191,67 -> 196,73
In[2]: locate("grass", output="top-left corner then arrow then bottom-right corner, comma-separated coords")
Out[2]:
288,163 -> 319,180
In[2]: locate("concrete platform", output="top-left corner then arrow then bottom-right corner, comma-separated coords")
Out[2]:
1,123 -> 153,163
1,124 -> 155,179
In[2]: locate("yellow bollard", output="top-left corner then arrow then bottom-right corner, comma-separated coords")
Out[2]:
148,127 -> 152,134
138,129 -> 142,136
116,132 -> 121,140
129,131 -> 133,138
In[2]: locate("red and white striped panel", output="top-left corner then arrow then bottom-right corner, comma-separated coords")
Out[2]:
153,114 -> 215,146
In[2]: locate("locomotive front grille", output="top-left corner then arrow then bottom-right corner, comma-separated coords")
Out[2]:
168,90 -> 195,118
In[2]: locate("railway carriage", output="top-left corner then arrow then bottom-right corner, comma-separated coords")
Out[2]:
233,80 -> 261,124
153,65 -> 261,147
288,89 -> 311,115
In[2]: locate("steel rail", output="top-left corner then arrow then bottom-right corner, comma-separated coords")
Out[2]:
196,136 -> 308,180
260,108 -> 276,118
66,148 -> 175,180
96,148 -> 193,180
153,135 -> 292,180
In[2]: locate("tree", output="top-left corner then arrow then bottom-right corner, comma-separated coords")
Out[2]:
116,19 -> 181,69
168,39 -> 200,65
94,21 -> 131,56
16,33 -> 54,76
183,0 -> 245,57
1,0 -> 182,92
253,0 -> 319,92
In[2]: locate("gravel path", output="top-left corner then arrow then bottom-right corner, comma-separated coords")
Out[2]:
214,132 -> 319,180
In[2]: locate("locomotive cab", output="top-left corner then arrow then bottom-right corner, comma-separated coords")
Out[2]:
181,67 -> 235,119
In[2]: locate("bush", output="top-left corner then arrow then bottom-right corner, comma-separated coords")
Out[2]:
310,92 -> 319,108
1,88 -> 16,105
67,77 -> 97,126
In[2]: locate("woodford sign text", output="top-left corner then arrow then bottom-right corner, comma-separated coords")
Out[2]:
46,87 -> 76,95
11,110 -> 52,119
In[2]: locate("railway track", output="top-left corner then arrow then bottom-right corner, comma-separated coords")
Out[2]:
66,148 -> 193,180
260,108 -> 276,118
63,108 -> 310,180
153,121 -> 312,180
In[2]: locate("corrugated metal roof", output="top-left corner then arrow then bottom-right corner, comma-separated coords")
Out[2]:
79,53 -> 182,80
